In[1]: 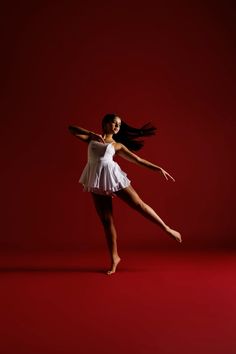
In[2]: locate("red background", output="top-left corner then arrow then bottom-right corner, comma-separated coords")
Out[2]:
1,0 -> 235,252
1,3 -> 236,354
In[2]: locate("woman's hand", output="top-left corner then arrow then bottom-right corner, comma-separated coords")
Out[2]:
116,145 -> 176,182
159,168 -> 175,182
89,132 -> 105,143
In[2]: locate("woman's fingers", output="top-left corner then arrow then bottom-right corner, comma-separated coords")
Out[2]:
169,175 -> 175,182
161,169 -> 175,182
166,172 -> 175,182
99,135 -> 105,143
163,172 -> 168,180
91,133 -> 105,143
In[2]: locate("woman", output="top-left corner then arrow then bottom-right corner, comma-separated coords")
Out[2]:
68,113 -> 182,275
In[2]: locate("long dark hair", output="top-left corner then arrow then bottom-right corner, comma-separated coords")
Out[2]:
102,113 -> 157,151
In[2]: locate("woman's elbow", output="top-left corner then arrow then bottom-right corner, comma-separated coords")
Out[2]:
136,156 -> 143,165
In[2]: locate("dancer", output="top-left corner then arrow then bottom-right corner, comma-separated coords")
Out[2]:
68,114 -> 182,275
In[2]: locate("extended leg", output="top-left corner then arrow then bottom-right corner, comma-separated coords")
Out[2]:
91,193 -> 121,274
116,185 -> 182,243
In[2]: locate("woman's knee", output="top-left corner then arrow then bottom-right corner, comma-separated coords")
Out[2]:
117,187 -> 145,211
136,201 -> 146,212
100,214 -> 114,228
128,197 -> 146,212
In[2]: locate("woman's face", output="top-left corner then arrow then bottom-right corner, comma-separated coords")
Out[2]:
105,116 -> 121,134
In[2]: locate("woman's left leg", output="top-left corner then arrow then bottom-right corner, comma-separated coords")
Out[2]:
116,185 -> 182,243
91,193 -> 121,274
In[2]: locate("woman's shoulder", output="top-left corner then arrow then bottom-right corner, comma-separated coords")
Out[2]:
113,141 -> 125,152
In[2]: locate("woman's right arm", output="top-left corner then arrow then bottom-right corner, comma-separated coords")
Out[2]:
68,125 -> 105,143
68,125 -> 92,142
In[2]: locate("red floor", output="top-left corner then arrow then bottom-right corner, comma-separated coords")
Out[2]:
1,249 -> 235,354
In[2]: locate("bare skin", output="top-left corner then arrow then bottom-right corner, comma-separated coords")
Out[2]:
116,185 -> 182,243
68,116 -> 182,275
92,185 -> 181,274
91,193 -> 121,275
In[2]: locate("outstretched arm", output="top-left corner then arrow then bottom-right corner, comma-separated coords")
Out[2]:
68,125 -> 105,143
116,143 -> 175,182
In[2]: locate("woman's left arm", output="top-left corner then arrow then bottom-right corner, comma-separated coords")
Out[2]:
116,144 -> 175,182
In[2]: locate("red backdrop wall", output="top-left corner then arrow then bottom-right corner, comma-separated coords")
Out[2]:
1,1 -> 235,251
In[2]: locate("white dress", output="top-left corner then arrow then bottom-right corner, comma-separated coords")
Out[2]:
79,140 -> 131,195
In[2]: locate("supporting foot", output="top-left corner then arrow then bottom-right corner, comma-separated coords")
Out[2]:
107,256 -> 121,275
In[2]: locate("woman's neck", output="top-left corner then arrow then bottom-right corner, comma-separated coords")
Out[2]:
102,134 -> 114,143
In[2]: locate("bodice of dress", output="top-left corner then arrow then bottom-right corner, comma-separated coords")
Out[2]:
88,141 -> 115,164
79,139 -> 130,195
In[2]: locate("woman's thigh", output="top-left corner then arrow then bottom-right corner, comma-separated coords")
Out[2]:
115,185 -> 143,208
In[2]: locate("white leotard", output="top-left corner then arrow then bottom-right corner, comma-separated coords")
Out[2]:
79,140 -> 131,195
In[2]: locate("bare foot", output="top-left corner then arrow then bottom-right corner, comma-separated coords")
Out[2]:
107,256 -> 121,275
166,227 -> 182,243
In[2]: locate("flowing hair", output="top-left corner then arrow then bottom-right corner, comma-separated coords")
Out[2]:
102,113 -> 157,151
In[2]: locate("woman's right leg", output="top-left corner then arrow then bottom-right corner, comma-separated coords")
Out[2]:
116,185 -> 182,243
91,192 -> 121,274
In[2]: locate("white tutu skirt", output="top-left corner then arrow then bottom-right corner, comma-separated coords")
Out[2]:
79,160 -> 131,196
